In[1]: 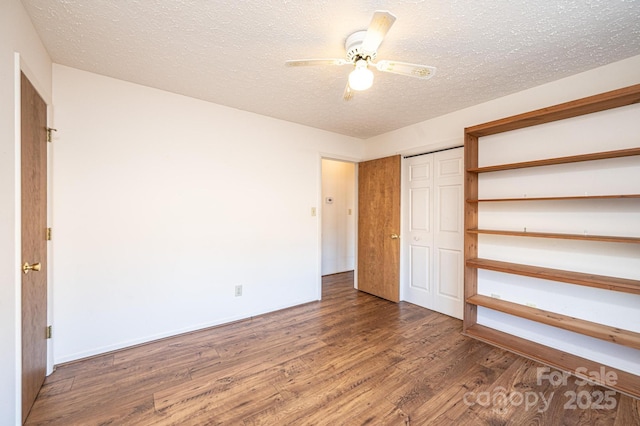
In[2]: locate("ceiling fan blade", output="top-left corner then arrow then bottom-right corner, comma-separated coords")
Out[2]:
361,11 -> 397,56
375,60 -> 436,79
285,59 -> 348,67
343,83 -> 354,101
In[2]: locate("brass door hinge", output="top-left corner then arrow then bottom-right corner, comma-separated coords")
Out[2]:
47,127 -> 57,142
46,325 -> 52,339
46,227 -> 52,241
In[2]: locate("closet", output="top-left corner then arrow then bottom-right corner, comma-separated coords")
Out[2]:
402,147 -> 464,318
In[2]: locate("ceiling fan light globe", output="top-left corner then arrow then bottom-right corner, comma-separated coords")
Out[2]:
348,67 -> 374,91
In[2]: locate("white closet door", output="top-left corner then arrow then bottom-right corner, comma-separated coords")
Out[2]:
432,148 -> 464,319
403,154 -> 434,307
402,147 -> 464,319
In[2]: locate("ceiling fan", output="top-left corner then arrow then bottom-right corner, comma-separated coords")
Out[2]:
285,11 -> 436,101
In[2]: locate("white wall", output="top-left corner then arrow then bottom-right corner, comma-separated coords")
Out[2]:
51,65 -> 364,363
321,159 -> 356,275
0,1 -> 52,424
364,55 -> 640,160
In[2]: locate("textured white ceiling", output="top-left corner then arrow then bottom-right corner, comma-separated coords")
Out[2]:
21,0 -> 640,139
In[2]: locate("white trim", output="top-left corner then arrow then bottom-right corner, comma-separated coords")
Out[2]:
316,154 -> 322,300
354,162 -> 358,290
46,121 -> 54,375
318,152 -> 362,163
395,138 -> 463,158
13,52 -> 23,426
361,138 -> 464,162
54,296 -> 314,364
399,156 -> 407,302
18,56 -> 52,105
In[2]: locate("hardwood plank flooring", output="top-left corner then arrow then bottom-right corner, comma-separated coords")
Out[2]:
26,272 -> 639,425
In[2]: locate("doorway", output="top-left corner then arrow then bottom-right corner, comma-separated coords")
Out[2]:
320,159 -> 356,278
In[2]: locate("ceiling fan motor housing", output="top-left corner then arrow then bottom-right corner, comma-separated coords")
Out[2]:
345,30 -> 376,62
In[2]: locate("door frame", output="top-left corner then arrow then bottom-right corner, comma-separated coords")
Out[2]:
318,154 -> 360,296
14,54 -> 55,416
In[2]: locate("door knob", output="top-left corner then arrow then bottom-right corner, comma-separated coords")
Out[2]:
390,234 -> 400,239
22,262 -> 41,274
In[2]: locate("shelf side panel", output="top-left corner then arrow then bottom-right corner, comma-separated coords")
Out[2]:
464,133 -> 479,330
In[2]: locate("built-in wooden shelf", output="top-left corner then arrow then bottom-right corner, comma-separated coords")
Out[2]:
466,228 -> 640,244
466,258 -> 640,295
464,85 -> 640,398
462,324 -> 640,399
467,147 -> 640,173
467,294 -> 640,350
466,194 -> 640,203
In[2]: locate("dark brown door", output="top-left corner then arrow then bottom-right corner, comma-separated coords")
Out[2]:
357,155 -> 401,302
21,72 -> 48,423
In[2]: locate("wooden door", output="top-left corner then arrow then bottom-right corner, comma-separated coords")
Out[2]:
357,155 -> 401,302
21,72 -> 48,423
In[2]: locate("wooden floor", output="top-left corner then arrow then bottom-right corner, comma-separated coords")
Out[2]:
27,272 -> 639,425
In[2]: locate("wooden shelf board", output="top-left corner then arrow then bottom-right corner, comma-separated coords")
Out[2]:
467,294 -> 640,350
467,228 -> 640,244
465,84 -> 640,137
467,194 -> 640,203
467,258 -> 640,295
462,324 -> 640,399
467,147 -> 640,173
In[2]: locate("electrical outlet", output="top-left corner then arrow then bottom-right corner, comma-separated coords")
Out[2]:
490,293 -> 501,299
526,302 -> 537,308
235,285 -> 243,297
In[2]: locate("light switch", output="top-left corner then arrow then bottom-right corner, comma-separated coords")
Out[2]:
311,207 -> 317,216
